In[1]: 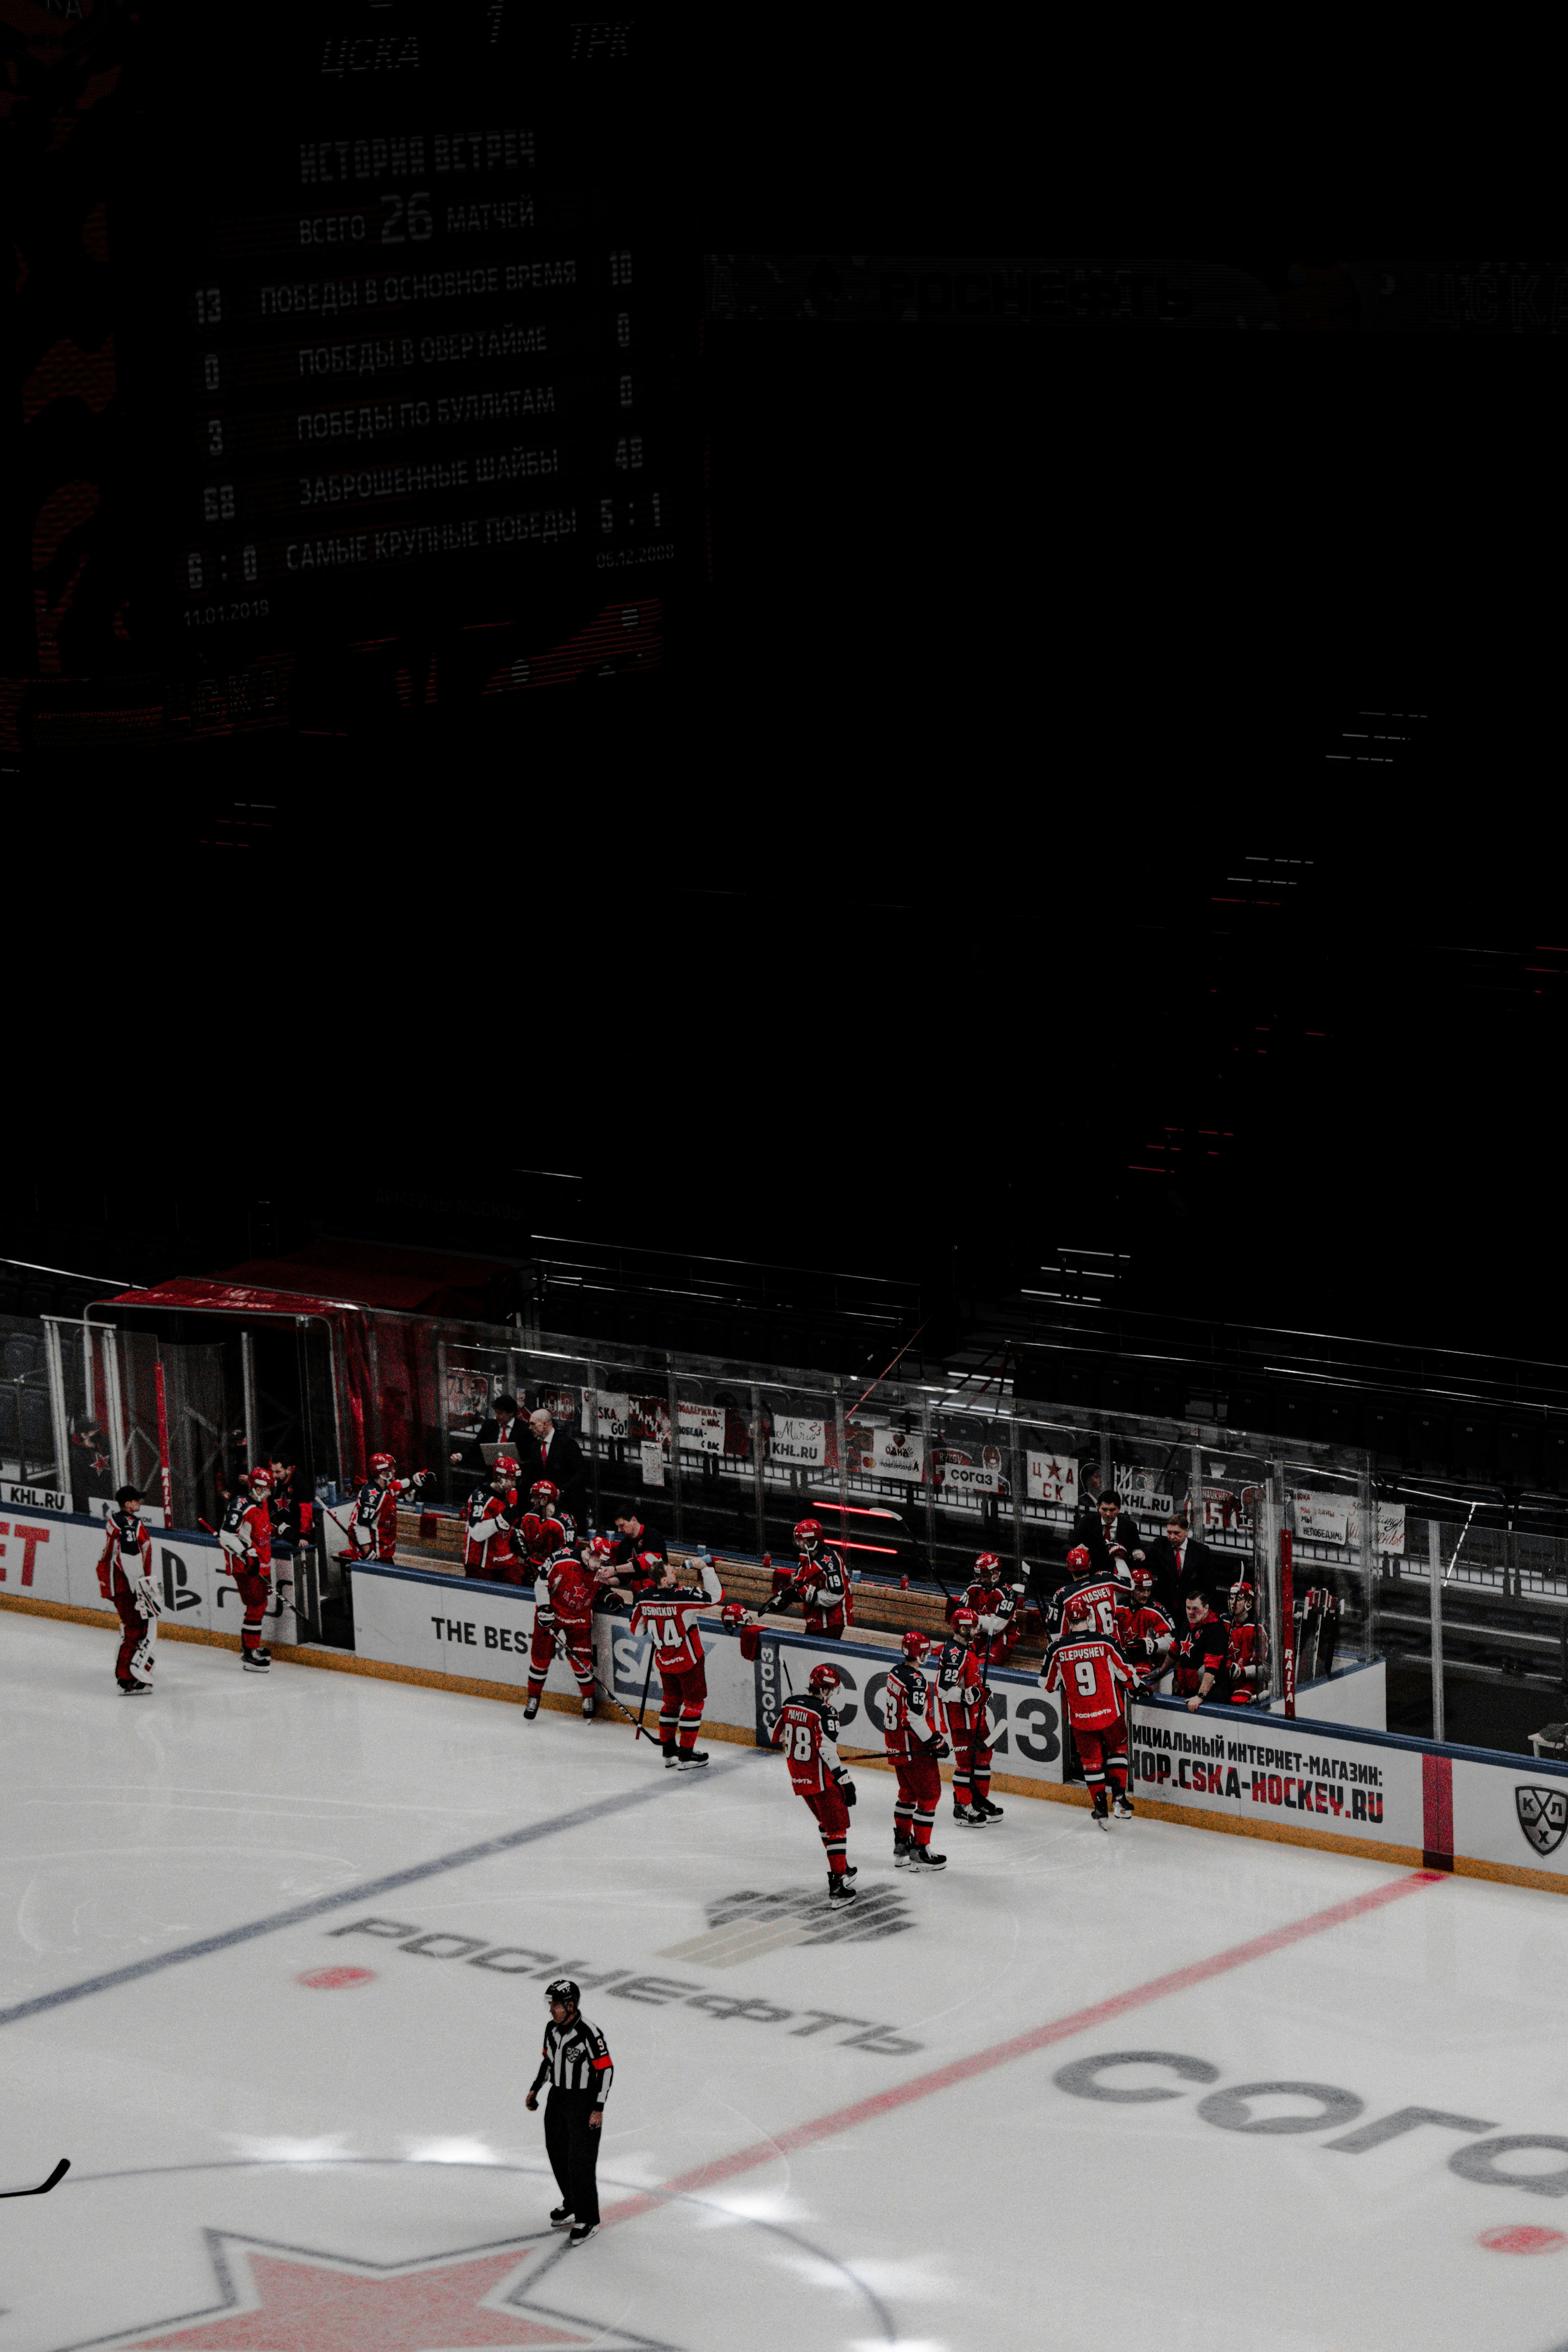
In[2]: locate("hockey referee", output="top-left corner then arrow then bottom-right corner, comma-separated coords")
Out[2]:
525,1977 -> 613,2244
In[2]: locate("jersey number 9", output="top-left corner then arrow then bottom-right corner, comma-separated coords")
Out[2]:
1073,1660 -> 1099,1696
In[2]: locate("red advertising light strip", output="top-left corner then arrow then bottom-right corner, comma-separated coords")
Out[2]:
598,1868 -> 1445,2229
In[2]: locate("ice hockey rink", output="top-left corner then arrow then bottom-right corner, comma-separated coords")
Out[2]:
7,1608 -> 1568,2352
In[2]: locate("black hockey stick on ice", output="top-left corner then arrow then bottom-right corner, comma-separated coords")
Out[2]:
631,1637 -> 657,1744
1,2158 -> 69,2197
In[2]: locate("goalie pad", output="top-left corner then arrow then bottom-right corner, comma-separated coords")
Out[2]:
133,1578 -> 161,1619
128,1633 -> 155,1684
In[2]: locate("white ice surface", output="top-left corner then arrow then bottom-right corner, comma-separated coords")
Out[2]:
5,1609 -> 1568,2352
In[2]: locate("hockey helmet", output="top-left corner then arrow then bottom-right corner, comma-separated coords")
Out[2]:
793,1517 -> 823,1555
808,1662 -> 842,1695
900,1629 -> 931,1663
586,1534 -> 615,1560
491,1455 -> 518,1485
1065,1593 -> 1096,1631
370,1452 -> 395,1475
247,1466 -> 274,1490
531,1479 -> 562,1507
544,1978 -> 580,2010
720,1601 -> 749,1629
1130,1565 -> 1155,1599
1229,1579 -> 1255,1619
1066,1544 -> 1091,1571
974,1550 -> 1001,1582
950,1605 -> 980,1638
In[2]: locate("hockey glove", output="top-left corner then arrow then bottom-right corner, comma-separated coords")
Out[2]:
926,1737 -> 951,1761
838,1779 -> 857,1807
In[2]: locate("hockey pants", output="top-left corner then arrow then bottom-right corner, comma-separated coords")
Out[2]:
544,2088 -> 602,2227
528,1618 -> 594,1702
800,1782 -> 851,1874
1073,1722 -> 1128,1797
893,1753 -> 940,1846
950,1715 -> 993,1806
230,1566 -> 271,1654
112,1569 -> 154,1685
657,1658 -> 707,1752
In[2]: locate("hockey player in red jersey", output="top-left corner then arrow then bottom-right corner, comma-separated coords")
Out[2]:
951,1552 -> 1026,1667
1226,1579 -> 1267,1703
1114,1565 -> 1176,1691
219,1465 -> 277,1672
1041,1593 -> 1136,1826
1048,1541 -> 1134,1645
884,1631 -> 948,1871
631,1554 -> 724,1767
772,1661 -> 859,1905
345,1453 -> 430,1564
934,1607 -> 1000,1826
462,1455 -> 524,1580
526,1543 -> 601,1721
517,1505 -> 569,1583
762,1518 -> 853,1638
98,1484 -> 160,1693
529,1478 -> 577,1547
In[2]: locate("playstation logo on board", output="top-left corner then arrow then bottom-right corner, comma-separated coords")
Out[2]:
1515,1787 -> 1568,1856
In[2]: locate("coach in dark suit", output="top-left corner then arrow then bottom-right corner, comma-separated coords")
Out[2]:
448,1393 -> 530,1480
1079,1489 -> 1148,1577
1146,1514 -> 1222,1615
517,1405 -> 588,1525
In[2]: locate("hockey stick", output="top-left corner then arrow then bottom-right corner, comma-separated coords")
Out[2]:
630,1634 -> 657,1744
1,2159 -> 69,2198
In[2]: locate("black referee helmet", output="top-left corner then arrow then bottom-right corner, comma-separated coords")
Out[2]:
545,1978 -> 580,2008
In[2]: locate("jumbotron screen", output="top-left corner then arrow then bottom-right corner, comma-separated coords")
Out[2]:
8,4 -> 688,756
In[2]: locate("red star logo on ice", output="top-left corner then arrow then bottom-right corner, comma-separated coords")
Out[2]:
124,2239 -> 591,2350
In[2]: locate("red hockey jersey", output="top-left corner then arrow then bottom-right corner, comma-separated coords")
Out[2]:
1113,1600 -> 1175,1682
882,1660 -> 940,1759
778,1545 -> 853,1624
1055,1567 -> 1131,1644
219,1494 -> 272,1571
631,1564 -> 721,1672
772,1694 -> 844,1794
540,1553 -> 596,1629
1227,1621 -> 1266,1702
959,1577 -> 1023,1660
1041,1635 -> 1133,1729
463,1486 -> 519,1574
97,1507 -> 155,1600
932,1637 -> 987,1732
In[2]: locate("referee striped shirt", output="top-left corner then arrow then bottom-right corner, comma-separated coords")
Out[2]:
530,2015 -> 614,2105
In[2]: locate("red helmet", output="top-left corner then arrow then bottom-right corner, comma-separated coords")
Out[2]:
370,1453 -> 395,1474
950,1606 -> 979,1638
1066,1544 -> 1091,1571
721,1601 -> 749,1629
1230,1580 -> 1255,1617
793,1517 -> 823,1554
974,1551 -> 1001,1581
1130,1565 -> 1155,1600
808,1663 -> 842,1696
531,1479 -> 562,1507
493,1454 -> 518,1478
247,1466 -> 274,1490
901,1630 -> 930,1663
586,1534 -> 614,1560
636,1550 -> 664,1575
1065,1593 -> 1095,1631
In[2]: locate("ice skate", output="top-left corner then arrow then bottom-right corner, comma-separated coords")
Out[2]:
907,1845 -> 947,1871
241,1647 -> 271,1673
524,1694 -> 541,1721
1090,1792 -> 1110,1829
827,1872 -> 858,1904
676,1748 -> 709,1770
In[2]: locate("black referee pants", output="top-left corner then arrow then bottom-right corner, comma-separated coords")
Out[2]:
544,2088 -> 602,2226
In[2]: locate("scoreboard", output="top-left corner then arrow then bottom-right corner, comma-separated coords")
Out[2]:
8,4 -> 687,757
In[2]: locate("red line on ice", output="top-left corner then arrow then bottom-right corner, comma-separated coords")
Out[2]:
600,1867 -> 1446,2227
